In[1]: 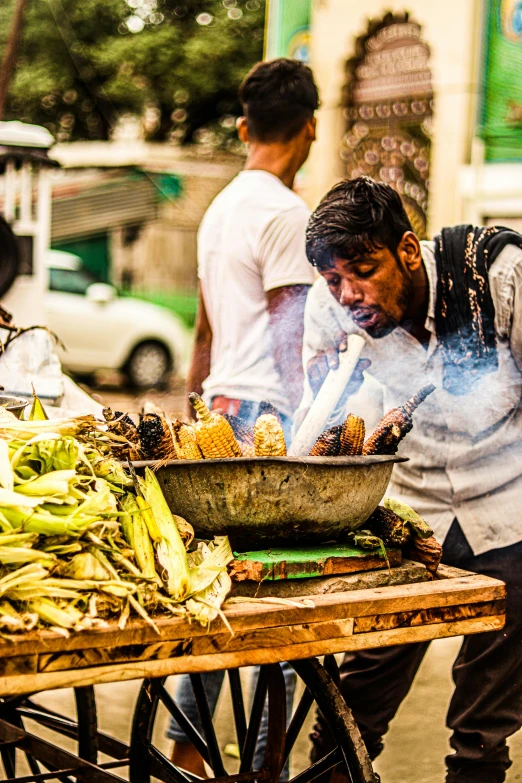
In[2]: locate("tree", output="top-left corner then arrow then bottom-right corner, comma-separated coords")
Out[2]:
0,0 -> 265,145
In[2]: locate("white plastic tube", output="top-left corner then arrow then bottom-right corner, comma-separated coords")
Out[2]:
288,333 -> 366,457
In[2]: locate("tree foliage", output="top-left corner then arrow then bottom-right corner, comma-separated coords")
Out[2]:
0,0 -> 265,145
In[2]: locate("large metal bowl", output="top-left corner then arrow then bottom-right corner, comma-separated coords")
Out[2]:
136,455 -> 407,549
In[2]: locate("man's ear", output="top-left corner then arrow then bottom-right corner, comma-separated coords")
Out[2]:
307,116 -> 317,142
237,116 -> 249,143
397,231 -> 422,272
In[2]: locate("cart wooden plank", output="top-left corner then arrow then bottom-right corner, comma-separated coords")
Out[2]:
0,565 -> 505,696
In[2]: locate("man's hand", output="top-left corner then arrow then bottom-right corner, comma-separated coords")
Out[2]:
307,331 -> 370,396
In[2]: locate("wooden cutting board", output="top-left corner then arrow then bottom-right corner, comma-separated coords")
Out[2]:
228,543 -> 401,582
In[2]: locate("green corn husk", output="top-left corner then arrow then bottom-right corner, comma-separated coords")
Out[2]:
26,597 -> 85,630
0,440 -> 14,491
142,468 -> 190,600
120,493 -> 156,579
65,553 -> 111,581
11,434 -> 80,474
0,546 -> 56,567
0,416 -> 97,442
28,388 -> 49,421
384,497 -> 434,539
185,569 -> 232,627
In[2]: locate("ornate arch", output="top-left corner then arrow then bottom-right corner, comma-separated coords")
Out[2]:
341,12 -> 433,237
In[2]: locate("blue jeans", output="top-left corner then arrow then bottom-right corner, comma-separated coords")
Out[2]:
167,664 -> 296,779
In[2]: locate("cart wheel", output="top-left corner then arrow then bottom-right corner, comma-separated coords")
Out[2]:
129,657 -> 377,783
0,685 -> 98,778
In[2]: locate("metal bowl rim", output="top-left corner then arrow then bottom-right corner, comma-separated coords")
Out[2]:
132,455 -> 408,469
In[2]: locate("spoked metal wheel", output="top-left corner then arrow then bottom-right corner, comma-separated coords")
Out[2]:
129,656 -> 377,783
0,686 -> 98,780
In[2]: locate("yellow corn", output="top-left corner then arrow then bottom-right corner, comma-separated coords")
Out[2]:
254,414 -> 287,456
189,393 -> 242,458
339,414 -> 365,455
172,421 -> 203,460
240,443 -> 256,458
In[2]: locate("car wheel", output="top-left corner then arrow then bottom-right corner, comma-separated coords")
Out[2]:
125,341 -> 172,389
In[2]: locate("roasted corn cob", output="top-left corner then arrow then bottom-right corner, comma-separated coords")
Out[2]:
222,415 -> 256,457
339,414 -> 365,455
254,414 -> 287,456
366,505 -> 411,547
189,393 -> 242,458
362,384 -> 435,455
309,425 -> 342,456
223,415 -> 255,446
103,408 -> 141,460
362,422 -> 402,455
171,421 -> 203,460
138,414 -> 176,461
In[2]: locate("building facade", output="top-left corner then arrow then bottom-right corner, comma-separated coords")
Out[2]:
267,0 -> 522,234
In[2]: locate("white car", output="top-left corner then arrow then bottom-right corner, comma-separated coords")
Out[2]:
45,250 -> 191,388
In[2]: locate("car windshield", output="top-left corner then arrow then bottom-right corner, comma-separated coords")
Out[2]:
49,267 -> 101,295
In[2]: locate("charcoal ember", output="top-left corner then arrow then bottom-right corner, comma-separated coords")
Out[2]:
309,425 -> 342,456
405,535 -> 443,575
366,505 -> 411,547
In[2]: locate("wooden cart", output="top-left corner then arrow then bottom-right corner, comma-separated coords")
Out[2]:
0,562 -> 505,783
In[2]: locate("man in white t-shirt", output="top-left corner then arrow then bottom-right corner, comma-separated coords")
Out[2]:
187,57 -> 318,433
169,58 -> 319,776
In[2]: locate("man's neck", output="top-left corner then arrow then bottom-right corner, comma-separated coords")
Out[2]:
243,143 -> 303,190
402,261 -> 431,346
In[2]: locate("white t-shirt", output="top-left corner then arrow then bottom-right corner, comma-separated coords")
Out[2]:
198,170 -> 314,417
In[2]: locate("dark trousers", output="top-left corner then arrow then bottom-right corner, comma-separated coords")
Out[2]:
311,520 -> 522,783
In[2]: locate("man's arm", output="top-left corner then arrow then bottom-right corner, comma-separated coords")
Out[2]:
186,284 -> 212,419
267,284 -> 310,414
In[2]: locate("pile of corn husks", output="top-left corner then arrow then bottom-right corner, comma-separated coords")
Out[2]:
0,403 -> 233,636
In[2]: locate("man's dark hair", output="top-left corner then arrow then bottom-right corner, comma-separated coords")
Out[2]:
238,58 -> 319,143
306,177 -> 413,270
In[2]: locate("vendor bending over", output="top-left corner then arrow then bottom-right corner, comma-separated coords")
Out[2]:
300,177 -> 522,783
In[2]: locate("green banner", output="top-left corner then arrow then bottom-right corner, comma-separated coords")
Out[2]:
482,0 -> 522,160
265,0 -> 312,61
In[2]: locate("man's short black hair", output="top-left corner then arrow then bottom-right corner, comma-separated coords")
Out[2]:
238,58 -> 319,143
306,177 -> 413,270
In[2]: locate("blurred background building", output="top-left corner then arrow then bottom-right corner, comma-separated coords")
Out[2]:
267,0 -> 522,236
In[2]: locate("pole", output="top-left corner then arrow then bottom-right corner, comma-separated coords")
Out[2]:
0,0 -> 28,120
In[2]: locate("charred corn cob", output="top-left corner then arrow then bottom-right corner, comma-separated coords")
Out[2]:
189,393 -> 242,458
309,425 -> 342,456
223,415 -> 255,447
339,414 -> 365,455
171,421 -> 203,460
362,422 -> 402,455
138,414 -> 176,461
362,384 -> 435,455
366,505 -> 411,546
103,408 -> 141,460
254,414 -> 287,456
